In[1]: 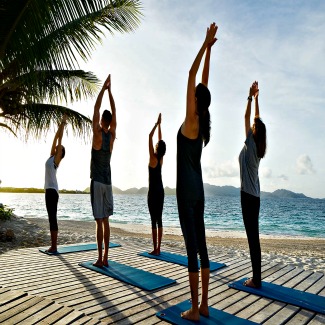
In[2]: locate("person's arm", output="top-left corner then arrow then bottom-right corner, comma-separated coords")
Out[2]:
201,36 -> 217,87
107,76 -> 117,152
157,113 -> 162,141
254,81 -> 260,118
183,23 -> 217,135
245,81 -> 258,137
53,114 -> 67,166
148,114 -> 161,165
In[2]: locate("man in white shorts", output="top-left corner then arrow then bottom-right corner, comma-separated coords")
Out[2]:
90,74 -> 116,267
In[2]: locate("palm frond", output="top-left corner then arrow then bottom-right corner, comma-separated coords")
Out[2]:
1,0 -> 143,72
2,103 -> 92,140
1,70 -> 100,105
0,122 -> 17,137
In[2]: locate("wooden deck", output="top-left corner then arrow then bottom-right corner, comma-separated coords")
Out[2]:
0,238 -> 324,324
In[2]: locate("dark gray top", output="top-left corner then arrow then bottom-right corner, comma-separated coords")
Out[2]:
176,127 -> 204,203
90,130 -> 112,185
239,129 -> 260,197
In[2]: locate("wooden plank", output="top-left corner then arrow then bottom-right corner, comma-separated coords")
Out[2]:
0,239 -> 324,325
4,298 -> 53,324
0,296 -> 44,323
0,288 -> 27,306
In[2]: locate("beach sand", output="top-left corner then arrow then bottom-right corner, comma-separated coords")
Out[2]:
1,215 -> 324,273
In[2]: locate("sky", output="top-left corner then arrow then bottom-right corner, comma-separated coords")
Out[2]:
0,0 -> 325,198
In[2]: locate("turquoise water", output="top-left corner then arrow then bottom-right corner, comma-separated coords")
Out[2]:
1,193 -> 324,238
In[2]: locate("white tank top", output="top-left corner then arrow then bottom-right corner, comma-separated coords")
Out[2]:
44,156 -> 59,192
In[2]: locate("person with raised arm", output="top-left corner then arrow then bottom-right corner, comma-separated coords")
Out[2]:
239,81 -> 267,288
90,74 -> 117,267
44,114 -> 67,253
176,22 -> 218,321
148,113 -> 166,255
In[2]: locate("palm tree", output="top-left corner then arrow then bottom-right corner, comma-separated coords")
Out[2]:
0,0 -> 142,139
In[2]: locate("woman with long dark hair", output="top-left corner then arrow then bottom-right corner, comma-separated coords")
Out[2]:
239,81 -> 267,288
176,23 -> 217,321
148,113 -> 166,255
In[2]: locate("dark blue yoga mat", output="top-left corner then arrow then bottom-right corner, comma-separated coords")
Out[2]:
156,300 -> 258,324
138,251 -> 226,272
229,278 -> 325,314
39,242 -> 121,255
79,260 -> 176,291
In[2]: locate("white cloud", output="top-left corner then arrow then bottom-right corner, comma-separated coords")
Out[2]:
261,167 -> 272,178
203,159 -> 239,178
296,154 -> 316,175
278,174 -> 288,181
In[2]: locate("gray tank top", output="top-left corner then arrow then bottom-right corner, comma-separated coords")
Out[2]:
239,129 -> 261,197
90,130 -> 112,185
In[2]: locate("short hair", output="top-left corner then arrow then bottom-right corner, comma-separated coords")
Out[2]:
157,140 -> 166,160
102,110 -> 112,124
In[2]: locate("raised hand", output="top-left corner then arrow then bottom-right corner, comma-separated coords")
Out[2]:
157,113 -> 162,125
249,81 -> 259,98
205,23 -> 218,47
103,74 -> 111,90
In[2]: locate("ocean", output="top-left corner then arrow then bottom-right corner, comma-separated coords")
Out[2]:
1,193 -> 324,239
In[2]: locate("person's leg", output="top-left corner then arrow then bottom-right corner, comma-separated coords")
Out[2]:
45,189 -> 59,252
93,218 -> 103,267
181,271 -> 200,321
148,193 -> 158,254
102,217 -> 110,266
194,200 -> 210,315
156,190 -> 164,255
241,191 -> 261,287
199,267 -> 210,316
157,227 -> 162,255
178,202 -> 200,321
150,227 -> 158,254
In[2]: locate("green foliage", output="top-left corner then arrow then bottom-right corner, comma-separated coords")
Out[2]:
0,205 -> 14,221
0,0 -> 143,139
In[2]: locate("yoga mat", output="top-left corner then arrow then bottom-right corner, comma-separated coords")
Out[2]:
79,260 -> 176,291
229,278 -> 325,314
138,251 -> 226,272
39,242 -> 121,255
156,300 -> 258,324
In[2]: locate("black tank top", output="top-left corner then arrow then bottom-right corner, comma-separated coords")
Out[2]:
176,126 -> 204,202
148,159 -> 163,193
90,130 -> 112,185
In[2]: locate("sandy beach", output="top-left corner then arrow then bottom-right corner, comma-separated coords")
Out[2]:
1,215 -> 324,274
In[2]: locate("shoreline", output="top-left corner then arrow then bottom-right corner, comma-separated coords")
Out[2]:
1,216 -> 324,273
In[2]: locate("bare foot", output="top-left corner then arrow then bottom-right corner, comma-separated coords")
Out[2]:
156,248 -> 161,255
243,278 -> 260,288
199,303 -> 209,317
102,259 -> 109,267
149,250 -> 158,255
92,260 -> 103,267
181,308 -> 199,321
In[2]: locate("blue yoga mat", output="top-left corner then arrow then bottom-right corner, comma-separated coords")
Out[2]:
39,242 -> 121,255
156,300 -> 258,324
229,278 -> 325,314
138,251 -> 226,272
79,260 -> 176,291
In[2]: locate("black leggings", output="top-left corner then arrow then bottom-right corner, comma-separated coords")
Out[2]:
241,190 -> 261,287
147,190 -> 164,229
178,199 -> 209,273
45,189 -> 59,231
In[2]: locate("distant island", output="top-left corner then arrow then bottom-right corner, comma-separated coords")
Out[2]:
0,184 -> 322,200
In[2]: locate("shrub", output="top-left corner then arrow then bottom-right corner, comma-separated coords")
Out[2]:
0,204 -> 14,221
